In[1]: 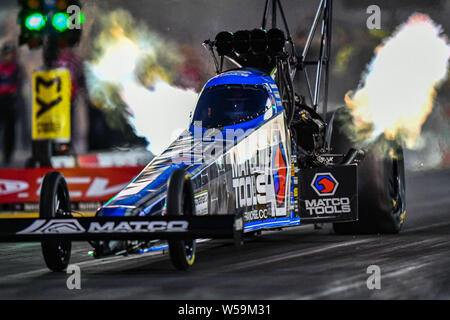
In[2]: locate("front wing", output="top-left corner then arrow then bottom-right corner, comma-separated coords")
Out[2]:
0,215 -> 242,242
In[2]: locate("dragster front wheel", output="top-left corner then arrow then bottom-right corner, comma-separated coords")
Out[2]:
166,169 -> 196,270
40,171 -> 72,272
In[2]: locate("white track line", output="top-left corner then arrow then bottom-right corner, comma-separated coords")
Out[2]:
222,221 -> 450,273
0,249 -> 168,283
278,236 -> 445,299
1,222 -> 448,283
224,239 -> 375,272
404,221 -> 450,233
407,198 -> 450,211
0,239 -> 213,283
296,263 -> 430,300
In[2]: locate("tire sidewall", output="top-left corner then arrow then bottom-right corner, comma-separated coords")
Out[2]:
329,108 -> 406,234
40,171 -> 72,271
167,169 -> 196,270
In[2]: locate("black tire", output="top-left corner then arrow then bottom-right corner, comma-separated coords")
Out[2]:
40,171 -> 72,272
329,109 -> 407,234
167,169 -> 196,270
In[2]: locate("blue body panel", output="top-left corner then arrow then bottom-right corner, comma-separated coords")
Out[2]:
96,69 -> 300,232
205,69 -> 275,88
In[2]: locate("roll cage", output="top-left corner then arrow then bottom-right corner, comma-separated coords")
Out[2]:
203,0 -> 334,135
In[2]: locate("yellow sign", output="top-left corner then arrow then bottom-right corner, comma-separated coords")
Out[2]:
32,68 -> 72,141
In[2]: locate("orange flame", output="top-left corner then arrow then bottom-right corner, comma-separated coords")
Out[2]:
86,9 -> 198,154
345,14 -> 450,148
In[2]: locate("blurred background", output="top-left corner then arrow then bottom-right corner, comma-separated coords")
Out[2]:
0,0 -> 448,170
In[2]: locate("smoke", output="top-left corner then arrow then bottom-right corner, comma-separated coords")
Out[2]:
85,9 -> 199,155
345,14 -> 450,149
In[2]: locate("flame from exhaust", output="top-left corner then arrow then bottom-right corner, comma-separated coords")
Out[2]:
345,14 -> 450,148
85,10 -> 198,155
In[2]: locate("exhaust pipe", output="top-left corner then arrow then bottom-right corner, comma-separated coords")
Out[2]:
340,148 -> 365,165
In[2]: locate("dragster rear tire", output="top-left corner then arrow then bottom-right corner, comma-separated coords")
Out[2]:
40,171 -> 72,272
328,108 -> 407,234
167,169 -> 196,270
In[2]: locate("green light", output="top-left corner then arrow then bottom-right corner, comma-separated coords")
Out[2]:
25,13 -> 45,31
52,12 -> 69,32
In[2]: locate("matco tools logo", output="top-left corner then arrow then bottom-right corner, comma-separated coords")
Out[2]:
17,219 -> 189,234
311,173 -> 339,196
307,173 -> 349,216
17,219 -> 86,234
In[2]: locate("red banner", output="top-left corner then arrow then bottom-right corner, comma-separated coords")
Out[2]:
0,166 -> 144,205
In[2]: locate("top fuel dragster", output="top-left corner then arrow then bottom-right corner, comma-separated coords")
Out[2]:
0,0 -> 406,271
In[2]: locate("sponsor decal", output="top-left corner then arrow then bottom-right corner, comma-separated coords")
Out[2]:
299,165 -> 357,220
228,116 -> 290,219
307,173 -> 348,215
87,221 -> 189,233
17,219 -> 189,234
305,197 -> 351,215
0,179 -> 29,196
231,148 -> 271,209
0,167 -> 143,205
311,173 -> 339,196
194,191 -> 209,216
18,219 -> 86,234
273,142 -> 287,206
243,208 -> 273,222
32,69 -> 72,140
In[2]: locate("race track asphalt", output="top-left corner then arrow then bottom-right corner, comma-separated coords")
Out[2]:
0,168 -> 449,299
